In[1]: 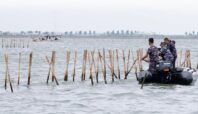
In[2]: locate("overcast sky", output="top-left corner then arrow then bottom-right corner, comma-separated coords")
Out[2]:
0,0 -> 198,34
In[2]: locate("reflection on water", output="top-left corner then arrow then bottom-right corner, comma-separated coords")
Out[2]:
0,37 -> 198,114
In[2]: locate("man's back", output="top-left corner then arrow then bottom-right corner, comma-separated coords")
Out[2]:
147,46 -> 159,63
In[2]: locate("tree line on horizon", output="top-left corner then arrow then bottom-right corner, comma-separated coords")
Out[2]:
0,30 -> 157,37
185,31 -> 198,36
1,30 -> 198,37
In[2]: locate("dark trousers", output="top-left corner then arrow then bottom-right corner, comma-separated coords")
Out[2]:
149,62 -> 157,74
173,56 -> 177,68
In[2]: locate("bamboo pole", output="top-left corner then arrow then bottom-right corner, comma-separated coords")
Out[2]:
64,50 -> 70,81
4,55 -> 8,90
112,51 -> 115,79
103,48 -> 107,84
187,50 -> 190,67
186,50 -> 188,67
81,50 -> 87,81
4,54 -> 13,92
182,50 -> 190,67
17,53 -> 21,85
135,66 -> 138,81
98,50 -> 104,69
126,49 -> 131,71
122,50 -> 127,79
87,51 -> 91,79
51,51 -> 55,82
27,52 -> 33,85
116,49 -> 121,79
84,50 -> 87,80
90,62 -> 94,85
95,50 -> 100,83
89,51 -> 94,85
83,50 -> 88,80
108,50 -> 117,81
108,49 -> 115,83
72,51 -> 77,82
183,50 -> 187,67
187,50 -> 189,67
46,56 -> 51,84
140,48 -> 143,71
181,51 -> 186,67
51,51 -> 59,85
88,51 -> 91,72
111,50 -> 116,80
137,49 -> 141,71
186,50 -> 189,67
91,50 -> 97,76
179,50 -> 182,67
81,50 -> 85,81
188,50 -> 191,68
137,49 -> 140,71
91,50 -> 98,81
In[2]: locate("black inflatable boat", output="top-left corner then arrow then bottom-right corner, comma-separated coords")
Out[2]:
137,61 -> 196,85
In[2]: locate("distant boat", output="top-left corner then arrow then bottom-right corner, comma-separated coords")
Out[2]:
32,35 -> 61,42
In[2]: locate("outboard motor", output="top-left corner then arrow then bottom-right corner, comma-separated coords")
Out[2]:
156,61 -> 173,72
156,61 -> 173,82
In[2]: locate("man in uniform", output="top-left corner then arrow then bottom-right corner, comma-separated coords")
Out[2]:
164,38 -> 177,68
159,42 -> 174,63
142,38 -> 159,74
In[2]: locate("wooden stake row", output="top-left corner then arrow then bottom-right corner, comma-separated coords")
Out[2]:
1,39 -> 30,48
2,49 -> 197,93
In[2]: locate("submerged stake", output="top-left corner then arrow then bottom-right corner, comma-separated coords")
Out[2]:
17,53 -> 21,85
27,52 -> 33,85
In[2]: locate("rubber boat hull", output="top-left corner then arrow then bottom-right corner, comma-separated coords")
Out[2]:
137,68 -> 195,85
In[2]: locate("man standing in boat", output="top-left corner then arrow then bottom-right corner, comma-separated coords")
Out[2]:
159,42 -> 174,63
164,38 -> 177,68
141,38 -> 159,74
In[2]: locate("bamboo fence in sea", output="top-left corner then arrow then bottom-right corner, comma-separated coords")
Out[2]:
1,48 -> 194,93
0,38 -> 31,48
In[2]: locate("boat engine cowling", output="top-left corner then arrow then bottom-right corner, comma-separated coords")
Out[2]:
156,61 -> 173,72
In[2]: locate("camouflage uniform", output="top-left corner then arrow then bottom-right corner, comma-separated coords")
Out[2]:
147,46 -> 159,74
160,48 -> 174,62
167,40 -> 177,68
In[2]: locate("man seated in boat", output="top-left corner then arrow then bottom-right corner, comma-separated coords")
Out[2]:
164,38 -> 177,68
141,38 -> 159,74
159,42 -> 174,63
